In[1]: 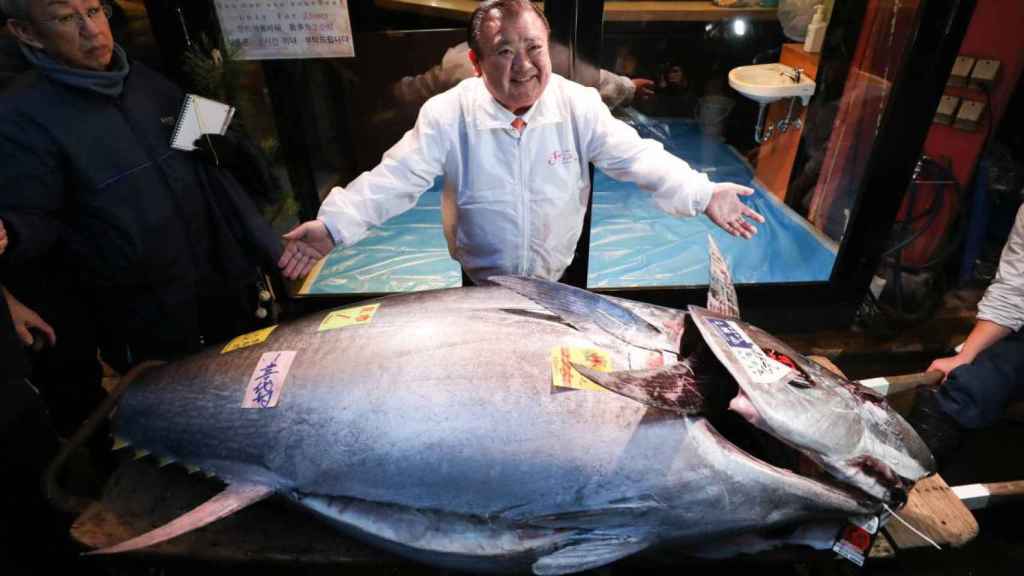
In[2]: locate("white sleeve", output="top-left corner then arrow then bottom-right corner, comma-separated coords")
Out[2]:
317,99 -> 450,246
597,69 -> 636,109
977,205 -> 1024,332
580,86 -> 714,217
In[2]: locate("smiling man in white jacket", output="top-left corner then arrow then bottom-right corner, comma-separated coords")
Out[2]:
279,0 -> 764,284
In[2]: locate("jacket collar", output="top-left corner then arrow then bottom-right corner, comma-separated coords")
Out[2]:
468,74 -> 565,131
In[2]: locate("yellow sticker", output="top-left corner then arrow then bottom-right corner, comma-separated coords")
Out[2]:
550,346 -> 614,392
221,325 -> 278,354
319,303 -> 381,332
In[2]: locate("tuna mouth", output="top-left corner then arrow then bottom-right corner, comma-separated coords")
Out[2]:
678,316 -> 914,508
704,379 -> 905,504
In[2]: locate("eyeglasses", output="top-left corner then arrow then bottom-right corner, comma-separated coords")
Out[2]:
39,3 -> 112,31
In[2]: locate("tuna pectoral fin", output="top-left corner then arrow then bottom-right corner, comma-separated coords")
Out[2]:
87,483 -> 273,555
532,533 -> 652,575
490,276 -> 672,353
572,360 -> 709,415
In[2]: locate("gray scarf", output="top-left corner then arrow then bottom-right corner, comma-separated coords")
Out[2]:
19,42 -> 130,96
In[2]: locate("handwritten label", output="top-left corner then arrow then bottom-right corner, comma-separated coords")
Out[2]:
242,351 -> 296,409
318,303 -> 380,332
222,325 -> 277,354
706,318 -> 791,384
550,346 -> 613,392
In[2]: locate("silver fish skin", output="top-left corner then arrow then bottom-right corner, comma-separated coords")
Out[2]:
114,285 -> 895,574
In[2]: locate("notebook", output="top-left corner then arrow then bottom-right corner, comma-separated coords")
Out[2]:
169,94 -> 236,152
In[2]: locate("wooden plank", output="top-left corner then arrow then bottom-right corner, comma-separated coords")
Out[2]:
884,474 -> 979,550
373,1 -> 777,22
952,480 -> 1024,510
374,0 -> 478,21
604,2 -> 777,22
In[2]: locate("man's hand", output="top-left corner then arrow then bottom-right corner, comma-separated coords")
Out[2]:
0,217 -> 7,255
927,354 -> 972,383
631,78 -> 656,101
278,220 -> 335,280
3,287 -> 56,349
705,183 -> 765,239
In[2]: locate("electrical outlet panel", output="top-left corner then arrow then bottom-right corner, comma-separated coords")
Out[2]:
954,99 -> 986,131
970,59 -> 1000,88
934,94 -> 960,125
948,55 -> 975,87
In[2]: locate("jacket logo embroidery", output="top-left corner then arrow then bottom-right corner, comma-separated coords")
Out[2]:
547,150 -> 577,166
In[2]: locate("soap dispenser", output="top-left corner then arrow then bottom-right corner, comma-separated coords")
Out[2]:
803,4 -> 827,53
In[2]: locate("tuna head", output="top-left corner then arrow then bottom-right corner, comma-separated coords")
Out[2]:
688,306 -> 935,506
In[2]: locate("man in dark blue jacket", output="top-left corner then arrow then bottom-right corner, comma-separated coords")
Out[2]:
0,0 -> 281,373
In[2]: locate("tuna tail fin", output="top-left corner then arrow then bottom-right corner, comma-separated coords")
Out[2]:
490,276 -> 673,353
706,234 -> 740,319
571,360 -> 710,415
86,483 -> 273,555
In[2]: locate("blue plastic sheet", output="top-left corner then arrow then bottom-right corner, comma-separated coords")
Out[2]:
589,115 -> 836,288
304,182 -> 462,295
304,114 -> 835,295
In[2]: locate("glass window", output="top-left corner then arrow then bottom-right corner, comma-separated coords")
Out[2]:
247,0 -> 946,299
584,0 -> 925,291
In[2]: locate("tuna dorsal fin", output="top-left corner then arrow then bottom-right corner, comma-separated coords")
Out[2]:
706,235 -> 740,319
86,483 -> 273,555
532,533 -> 653,575
571,360 -> 709,415
490,276 -> 672,353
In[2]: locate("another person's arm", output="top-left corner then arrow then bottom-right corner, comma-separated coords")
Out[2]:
597,70 -> 655,110
0,126 -> 69,264
929,206 -> 1024,379
1,285 -> 56,348
928,319 -> 1011,379
0,218 -> 56,349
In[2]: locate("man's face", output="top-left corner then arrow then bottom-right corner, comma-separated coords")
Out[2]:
14,0 -> 114,71
473,9 -> 551,114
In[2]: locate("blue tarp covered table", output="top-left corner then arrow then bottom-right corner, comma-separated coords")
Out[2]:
301,114 -> 836,295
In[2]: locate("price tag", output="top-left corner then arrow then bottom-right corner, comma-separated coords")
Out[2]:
222,325 -> 277,353
551,347 -> 613,392
705,318 -> 791,384
318,303 -> 380,332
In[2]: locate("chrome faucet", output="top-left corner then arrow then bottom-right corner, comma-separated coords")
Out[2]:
780,67 -> 804,83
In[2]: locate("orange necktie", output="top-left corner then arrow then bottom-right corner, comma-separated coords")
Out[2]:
511,117 -> 527,133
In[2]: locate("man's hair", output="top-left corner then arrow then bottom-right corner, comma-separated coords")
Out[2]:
467,0 -> 549,56
0,0 -> 31,21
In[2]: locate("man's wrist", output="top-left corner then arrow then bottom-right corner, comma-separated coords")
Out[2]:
318,218 -> 339,247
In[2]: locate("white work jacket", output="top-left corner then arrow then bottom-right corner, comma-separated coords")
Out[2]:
318,74 -> 714,282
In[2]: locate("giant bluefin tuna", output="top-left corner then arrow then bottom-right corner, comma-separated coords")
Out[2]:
93,238 -> 934,574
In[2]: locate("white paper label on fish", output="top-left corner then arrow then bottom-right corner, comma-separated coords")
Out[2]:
242,351 -> 297,408
704,318 -> 791,384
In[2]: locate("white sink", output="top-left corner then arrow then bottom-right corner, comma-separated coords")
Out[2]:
728,63 -> 816,105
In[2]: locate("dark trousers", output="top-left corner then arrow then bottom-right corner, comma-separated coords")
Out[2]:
937,330 -> 1024,428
